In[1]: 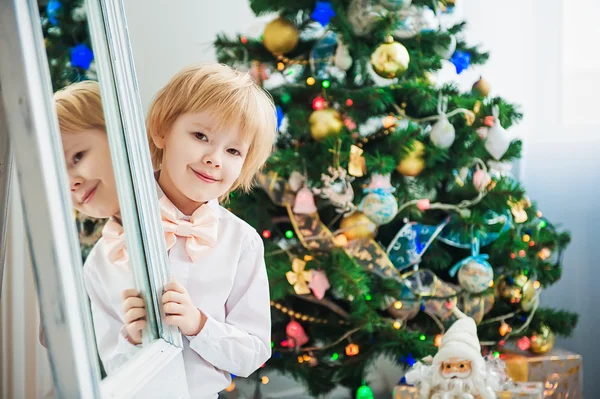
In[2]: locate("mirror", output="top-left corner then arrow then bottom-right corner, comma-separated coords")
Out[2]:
38,0 -> 159,377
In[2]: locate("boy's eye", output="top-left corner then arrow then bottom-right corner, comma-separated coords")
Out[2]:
194,132 -> 208,141
73,151 -> 85,164
227,148 -> 241,156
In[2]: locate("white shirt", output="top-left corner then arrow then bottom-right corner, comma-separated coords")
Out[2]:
83,188 -> 272,398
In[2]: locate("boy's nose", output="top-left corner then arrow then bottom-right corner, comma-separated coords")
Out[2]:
70,176 -> 84,191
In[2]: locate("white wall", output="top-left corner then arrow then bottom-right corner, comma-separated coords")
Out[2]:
124,0 -> 599,396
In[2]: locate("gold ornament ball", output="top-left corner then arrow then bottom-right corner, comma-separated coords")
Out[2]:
396,140 -> 426,176
530,325 -> 556,354
340,212 -> 377,241
309,109 -> 343,141
263,17 -> 299,55
472,76 -> 491,97
496,274 -> 537,310
370,37 -> 410,79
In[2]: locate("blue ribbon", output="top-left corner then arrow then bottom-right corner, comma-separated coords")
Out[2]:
448,237 -> 492,277
363,187 -> 395,196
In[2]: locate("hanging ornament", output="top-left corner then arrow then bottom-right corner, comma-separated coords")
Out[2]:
70,43 -> 94,70
263,17 -> 299,55
434,34 -> 457,59
340,212 -> 377,241
496,274 -> 537,311
472,166 -> 492,192
472,76 -> 491,97
449,238 -> 493,294
359,174 -> 398,226
530,325 -> 555,354
309,109 -> 344,141
345,343 -> 360,356
485,105 -> 511,160
396,140 -> 425,176
285,320 -> 309,347
249,61 -> 270,86
334,35 -> 353,71
276,105 -> 285,130
313,166 -> 357,214
288,171 -> 306,192
310,31 -> 337,79
347,0 -> 384,36
312,96 -> 327,110
46,0 -> 62,25
356,383 -> 375,399
387,219 -> 449,270
293,186 -> 318,214
286,258 -> 313,295
308,270 -> 330,299
311,1 -> 336,26
380,0 -> 412,10
370,36 -> 410,79
508,196 -> 530,224
450,50 -> 471,74
390,6 -> 420,39
429,96 -> 455,149
348,145 -> 367,177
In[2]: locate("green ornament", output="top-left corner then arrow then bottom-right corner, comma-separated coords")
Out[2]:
356,384 -> 374,399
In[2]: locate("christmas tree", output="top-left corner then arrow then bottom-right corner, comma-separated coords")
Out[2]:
213,0 -> 577,396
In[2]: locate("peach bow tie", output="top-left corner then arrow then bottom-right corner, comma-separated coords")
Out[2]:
160,196 -> 218,262
102,219 -> 129,270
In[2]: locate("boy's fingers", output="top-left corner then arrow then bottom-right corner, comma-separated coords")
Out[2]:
163,281 -> 186,294
163,302 -> 184,315
122,288 -> 140,300
164,315 -> 184,327
124,307 -> 146,324
128,319 -> 146,333
122,296 -> 145,312
161,291 -> 184,305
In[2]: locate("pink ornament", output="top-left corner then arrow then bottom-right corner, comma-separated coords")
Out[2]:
417,199 -> 431,211
286,320 -> 309,347
293,187 -> 318,214
308,270 -> 330,300
472,169 -> 491,192
517,336 -> 531,351
367,173 -> 393,190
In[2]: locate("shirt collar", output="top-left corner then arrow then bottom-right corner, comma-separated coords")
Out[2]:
154,170 -> 219,220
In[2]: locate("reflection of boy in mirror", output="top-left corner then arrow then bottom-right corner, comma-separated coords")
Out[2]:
120,63 -> 275,397
52,81 -> 138,373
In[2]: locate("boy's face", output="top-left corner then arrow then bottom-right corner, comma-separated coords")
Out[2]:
154,112 -> 249,214
62,129 -> 120,218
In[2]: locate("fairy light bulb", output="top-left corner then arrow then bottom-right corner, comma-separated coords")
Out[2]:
394,301 -> 403,309
346,98 -> 353,106
393,321 -> 402,329
499,322 -> 512,337
382,115 -> 396,128
322,79 -> 331,88
312,96 -> 326,110
262,229 -> 271,239
533,281 -> 541,289
519,250 -> 526,257
434,334 -> 443,347
285,230 -> 294,238
277,62 -> 285,71
522,234 -> 531,243
225,382 -> 236,392
306,77 -> 316,86
261,376 -> 270,385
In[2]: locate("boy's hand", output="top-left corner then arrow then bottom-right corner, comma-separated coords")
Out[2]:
162,279 -> 205,336
122,289 -> 146,345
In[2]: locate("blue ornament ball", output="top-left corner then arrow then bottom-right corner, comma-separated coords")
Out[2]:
311,1 -> 336,26
70,43 -> 94,70
458,259 -> 494,293
359,190 -> 398,226
46,0 -> 62,26
450,50 -> 471,74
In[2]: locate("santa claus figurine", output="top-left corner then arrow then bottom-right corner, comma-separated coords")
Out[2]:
405,308 -> 505,399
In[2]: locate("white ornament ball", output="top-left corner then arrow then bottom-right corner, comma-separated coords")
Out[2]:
434,34 -> 457,59
359,191 -> 398,226
458,260 -> 494,293
429,114 -> 455,149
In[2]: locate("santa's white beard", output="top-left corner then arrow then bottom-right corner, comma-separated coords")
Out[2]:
426,364 -> 497,399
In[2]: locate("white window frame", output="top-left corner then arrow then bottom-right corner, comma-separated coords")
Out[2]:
0,0 -> 188,397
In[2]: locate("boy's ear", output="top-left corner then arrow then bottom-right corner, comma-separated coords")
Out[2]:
151,131 -> 166,149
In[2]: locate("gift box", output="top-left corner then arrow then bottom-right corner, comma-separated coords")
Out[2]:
497,382 -> 544,399
392,384 -> 419,399
501,346 -> 583,399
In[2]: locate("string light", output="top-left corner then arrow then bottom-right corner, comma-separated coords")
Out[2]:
393,320 -> 402,329
312,96 -> 326,110
277,62 -> 285,71
285,230 -> 294,238
365,294 -> 372,301
270,301 -> 338,324
538,248 -> 551,260
499,322 -> 512,337
280,93 -> 292,104
537,211 -> 543,217
493,351 -> 500,359
533,281 -> 541,289
394,301 -> 403,309
434,334 -> 443,347
346,343 -> 359,356
261,376 -> 270,384
510,253 -> 517,259
519,250 -> 526,257
345,98 -> 353,106
306,76 -> 316,86
240,36 -> 248,44
322,79 -> 331,88
382,115 -> 396,128
522,234 -> 531,243
529,241 -> 536,247
225,382 -> 236,392
539,220 -> 547,228
331,352 -> 339,360
262,229 -> 272,239
419,334 -> 426,341
304,255 -> 314,261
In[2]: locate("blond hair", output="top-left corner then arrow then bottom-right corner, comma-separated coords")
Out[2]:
53,80 -> 105,134
147,63 -> 276,197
